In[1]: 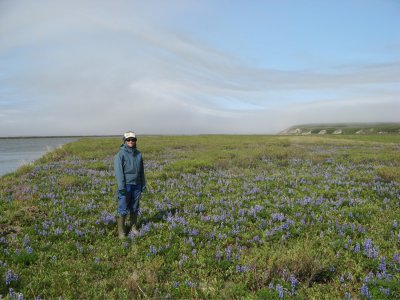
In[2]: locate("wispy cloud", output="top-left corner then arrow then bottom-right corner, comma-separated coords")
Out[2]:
0,0 -> 399,136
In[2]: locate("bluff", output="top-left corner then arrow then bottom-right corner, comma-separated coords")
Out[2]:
279,122 -> 400,135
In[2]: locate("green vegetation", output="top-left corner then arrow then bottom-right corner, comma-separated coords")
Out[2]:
1,135 -> 399,299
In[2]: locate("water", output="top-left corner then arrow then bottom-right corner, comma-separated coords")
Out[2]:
0,137 -> 78,176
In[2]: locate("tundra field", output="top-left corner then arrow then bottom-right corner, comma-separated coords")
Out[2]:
1,135 -> 400,299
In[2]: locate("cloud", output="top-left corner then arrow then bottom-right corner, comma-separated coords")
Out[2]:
0,0 -> 399,136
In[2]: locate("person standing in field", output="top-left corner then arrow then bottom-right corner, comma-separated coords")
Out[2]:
114,131 -> 146,239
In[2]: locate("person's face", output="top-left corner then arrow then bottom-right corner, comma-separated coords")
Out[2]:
125,138 -> 137,148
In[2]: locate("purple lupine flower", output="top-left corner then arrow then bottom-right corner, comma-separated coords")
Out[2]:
96,212 -> 116,225
246,187 -> 260,195
54,228 -> 63,235
345,291 -> 352,300
5,270 -> 19,286
194,203 -> 205,213
74,229 -> 85,237
266,229 -> 275,237
236,265 -> 248,273
272,213 -> 285,222
376,272 -> 385,280
360,284 -> 371,299
254,175 -> 264,181
202,215 -> 211,222
370,246 -> 379,259
259,220 -> 267,230
367,272 -> 375,283
363,238 -> 372,255
344,238 -> 350,250
281,269 -> 288,280
149,245 -> 157,256
290,274 -> 298,294
187,237 -> 195,247
379,287 -> 390,296
268,282 -> 274,289
231,225 -> 240,236
378,256 -> 386,273
9,288 -> 15,299
185,280 -> 195,288
225,246 -> 232,261
347,272 -> 353,281
26,246 -> 33,254
178,254 -> 188,268
276,284 -> 284,299
358,225 -> 366,234
215,250 -> 222,261
190,229 -> 199,236
139,222 -> 152,236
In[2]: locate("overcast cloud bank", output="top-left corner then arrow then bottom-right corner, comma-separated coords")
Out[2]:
1,1 -> 399,136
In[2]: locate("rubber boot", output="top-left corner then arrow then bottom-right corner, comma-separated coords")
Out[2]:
129,213 -> 139,235
117,216 -> 126,239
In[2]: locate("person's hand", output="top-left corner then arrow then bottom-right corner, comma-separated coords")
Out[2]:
119,189 -> 126,196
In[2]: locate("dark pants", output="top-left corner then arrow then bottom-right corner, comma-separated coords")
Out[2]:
117,184 -> 142,216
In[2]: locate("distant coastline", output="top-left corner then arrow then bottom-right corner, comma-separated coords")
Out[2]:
279,122 -> 400,135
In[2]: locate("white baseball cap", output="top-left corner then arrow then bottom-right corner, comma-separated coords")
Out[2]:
123,131 -> 136,141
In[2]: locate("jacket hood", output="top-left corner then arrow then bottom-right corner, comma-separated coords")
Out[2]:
120,144 -> 137,153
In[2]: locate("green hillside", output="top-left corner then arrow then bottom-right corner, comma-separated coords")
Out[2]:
280,122 -> 400,135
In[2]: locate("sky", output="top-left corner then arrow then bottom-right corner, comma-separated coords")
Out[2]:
0,0 -> 399,136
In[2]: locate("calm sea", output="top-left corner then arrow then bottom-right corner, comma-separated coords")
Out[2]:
0,137 -> 78,176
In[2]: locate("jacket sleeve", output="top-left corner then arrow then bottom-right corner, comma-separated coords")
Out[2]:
114,153 -> 125,190
140,157 -> 146,189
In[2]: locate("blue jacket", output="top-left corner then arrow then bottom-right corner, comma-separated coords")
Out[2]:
114,144 -> 146,191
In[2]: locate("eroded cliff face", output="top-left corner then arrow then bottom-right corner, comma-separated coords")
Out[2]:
279,123 -> 400,135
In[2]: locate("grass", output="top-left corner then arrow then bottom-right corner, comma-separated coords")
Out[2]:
1,135 -> 399,299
